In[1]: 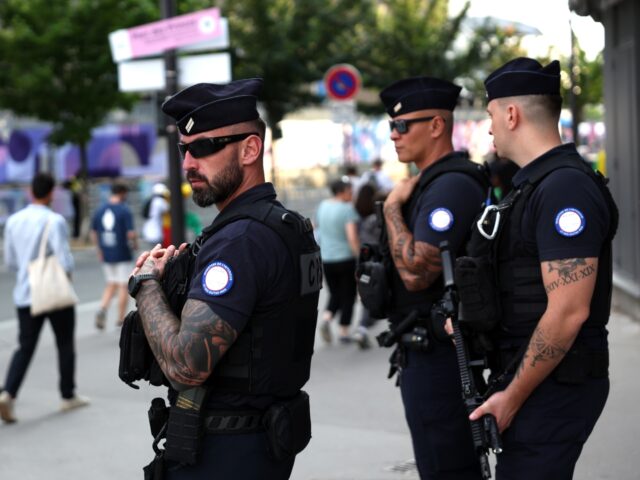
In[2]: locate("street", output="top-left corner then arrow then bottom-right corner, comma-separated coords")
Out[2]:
0,243 -> 639,479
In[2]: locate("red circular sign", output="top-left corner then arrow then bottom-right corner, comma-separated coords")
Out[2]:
324,64 -> 361,101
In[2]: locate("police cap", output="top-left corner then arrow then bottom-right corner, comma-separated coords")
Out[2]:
379,76 -> 461,117
161,78 -> 263,136
484,57 -> 560,102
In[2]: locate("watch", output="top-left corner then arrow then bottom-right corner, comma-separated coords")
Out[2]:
128,273 -> 158,299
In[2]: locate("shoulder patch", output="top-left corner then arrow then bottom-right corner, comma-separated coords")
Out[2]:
202,261 -> 234,296
428,208 -> 454,232
555,208 -> 585,237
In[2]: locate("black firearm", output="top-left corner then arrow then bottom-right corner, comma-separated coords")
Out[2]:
438,241 -> 502,479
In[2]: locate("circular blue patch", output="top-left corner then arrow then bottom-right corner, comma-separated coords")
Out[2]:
555,208 -> 585,237
201,261 -> 234,296
428,208 -> 454,232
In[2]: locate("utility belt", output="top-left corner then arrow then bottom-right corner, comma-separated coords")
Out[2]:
143,389 -> 311,479
498,344 -> 609,385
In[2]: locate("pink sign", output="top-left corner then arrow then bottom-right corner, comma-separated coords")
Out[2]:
115,8 -> 221,61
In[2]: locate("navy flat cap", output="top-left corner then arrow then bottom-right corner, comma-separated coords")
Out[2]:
162,78 -> 263,136
379,76 -> 461,117
485,57 -> 560,102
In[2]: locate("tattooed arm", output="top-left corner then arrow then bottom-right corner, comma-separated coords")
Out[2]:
383,176 -> 442,291
132,243 -> 237,392
470,257 -> 599,432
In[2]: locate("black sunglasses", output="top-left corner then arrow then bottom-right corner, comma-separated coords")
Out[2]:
389,116 -> 436,134
178,132 -> 258,159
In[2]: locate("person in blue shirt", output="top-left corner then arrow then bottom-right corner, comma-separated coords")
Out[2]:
315,177 -> 360,344
90,182 -> 137,329
0,173 -> 89,424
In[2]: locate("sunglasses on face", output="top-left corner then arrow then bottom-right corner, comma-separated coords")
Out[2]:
177,132 -> 258,159
388,116 -> 436,134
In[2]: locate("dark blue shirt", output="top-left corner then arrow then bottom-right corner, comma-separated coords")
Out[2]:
91,202 -> 134,263
512,144 -> 610,261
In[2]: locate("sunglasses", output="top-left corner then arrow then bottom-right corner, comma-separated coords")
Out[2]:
178,132 -> 258,159
389,116 -> 436,134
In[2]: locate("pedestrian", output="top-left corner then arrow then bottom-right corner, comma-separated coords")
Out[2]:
0,172 -> 89,424
315,177 -> 360,344
90,181 -> 137,329
376,76 -> 492,479
356,158 -> 394,195
141,182 -> 169,248
128,78 -> 321,479
465,57 -> 618,479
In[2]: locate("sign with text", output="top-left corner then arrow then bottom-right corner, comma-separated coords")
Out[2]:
109,8 -> 221,63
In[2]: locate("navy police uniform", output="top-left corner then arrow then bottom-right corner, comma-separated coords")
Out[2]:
469,58 -> 619,479
379,77 -> 489,480
157,80 -> 321,480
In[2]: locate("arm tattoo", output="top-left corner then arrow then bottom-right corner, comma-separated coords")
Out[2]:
544,258 -> 596,294
384,202 -> 441,289
137,282 -> 237,388
515,326 -> 568,379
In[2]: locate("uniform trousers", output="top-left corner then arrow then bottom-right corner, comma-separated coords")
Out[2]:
165,431 -> 295,480
3,306 -> 76,399
495,373 -> 608,479
400,341 -> 482,480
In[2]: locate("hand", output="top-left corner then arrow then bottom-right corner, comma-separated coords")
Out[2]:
385,175 -> 420,206
444,317 -> 455,345
131,243 -> 183,280
469,390 -> 521,434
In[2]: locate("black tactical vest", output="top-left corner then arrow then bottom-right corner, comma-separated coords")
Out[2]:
486,152 -> 618,339
163,195 -> 322,397
386,151 -> 491,320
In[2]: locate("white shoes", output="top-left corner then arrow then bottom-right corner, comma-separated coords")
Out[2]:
60,395 -> 90,413
0,391 -> 16,423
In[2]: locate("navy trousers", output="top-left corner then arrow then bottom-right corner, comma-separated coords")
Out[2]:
165,431 -> 295,480
495,374 -> 608,480
3,306 -> 76,399
400,342 -> 483,480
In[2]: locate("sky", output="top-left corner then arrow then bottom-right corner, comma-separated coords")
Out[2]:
449,0 -> 605,60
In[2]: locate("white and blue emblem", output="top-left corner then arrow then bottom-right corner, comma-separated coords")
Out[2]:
428,208 -> 454,232
555,208 -> 585,237
202,261 -> 234,296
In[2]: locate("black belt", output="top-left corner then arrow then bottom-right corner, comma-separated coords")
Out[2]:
204,409 -> 264,434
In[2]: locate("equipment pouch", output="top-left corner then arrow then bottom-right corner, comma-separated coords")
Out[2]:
262,390 -> 312,461
455,256 -> 501,332
356,244 -> 390,319
163,387 -> 208,466
119,310 -> 153,389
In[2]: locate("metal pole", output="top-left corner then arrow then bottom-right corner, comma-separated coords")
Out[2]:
160,0 -> 185,245
569,18 -> 580,147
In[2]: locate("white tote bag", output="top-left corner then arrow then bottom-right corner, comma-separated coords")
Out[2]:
28,218 -> 78,316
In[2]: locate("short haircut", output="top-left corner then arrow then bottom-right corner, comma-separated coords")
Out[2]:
330,178 -> 351,196
111,182 -> 129,195
31,172 -> 55,200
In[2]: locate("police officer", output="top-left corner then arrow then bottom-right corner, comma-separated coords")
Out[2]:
467,58 -> 618,479
129,79 -> 321,479
378,77 -> 490,479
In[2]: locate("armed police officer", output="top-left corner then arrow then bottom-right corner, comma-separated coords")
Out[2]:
373,77 -> 491,479
464,58 -> 618,479
128,79 -> 321,479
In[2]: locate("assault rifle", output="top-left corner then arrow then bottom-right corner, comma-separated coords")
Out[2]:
437,241 -> 502,479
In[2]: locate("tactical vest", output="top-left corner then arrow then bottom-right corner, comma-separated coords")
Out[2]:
163,196 -> 322,398
386,151 -> 492,320
487,152 -> 618,338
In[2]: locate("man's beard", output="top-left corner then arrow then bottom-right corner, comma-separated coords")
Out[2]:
186,158 -> 244,207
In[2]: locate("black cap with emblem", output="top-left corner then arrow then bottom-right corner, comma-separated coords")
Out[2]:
484,57 -> 560,102
379,76 -> 461,118
161,78 -> 263,136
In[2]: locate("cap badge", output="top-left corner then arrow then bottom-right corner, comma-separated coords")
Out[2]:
393,102 -> 402,113
185,117 -> 195,133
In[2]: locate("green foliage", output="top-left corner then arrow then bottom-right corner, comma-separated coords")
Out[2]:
0,0 -> 157,146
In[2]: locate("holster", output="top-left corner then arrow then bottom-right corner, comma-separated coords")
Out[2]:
356,244 -> 391,319
262,391 -> 312,461
163,387 -> 209,466
455,256 -> 501,332
143,453 -> 165,480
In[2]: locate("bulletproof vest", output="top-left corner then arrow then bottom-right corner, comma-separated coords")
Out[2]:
385,151 -> 491,319
491,152 -> 618,337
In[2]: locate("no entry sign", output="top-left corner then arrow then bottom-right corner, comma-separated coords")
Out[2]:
324,64 -> 361,101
